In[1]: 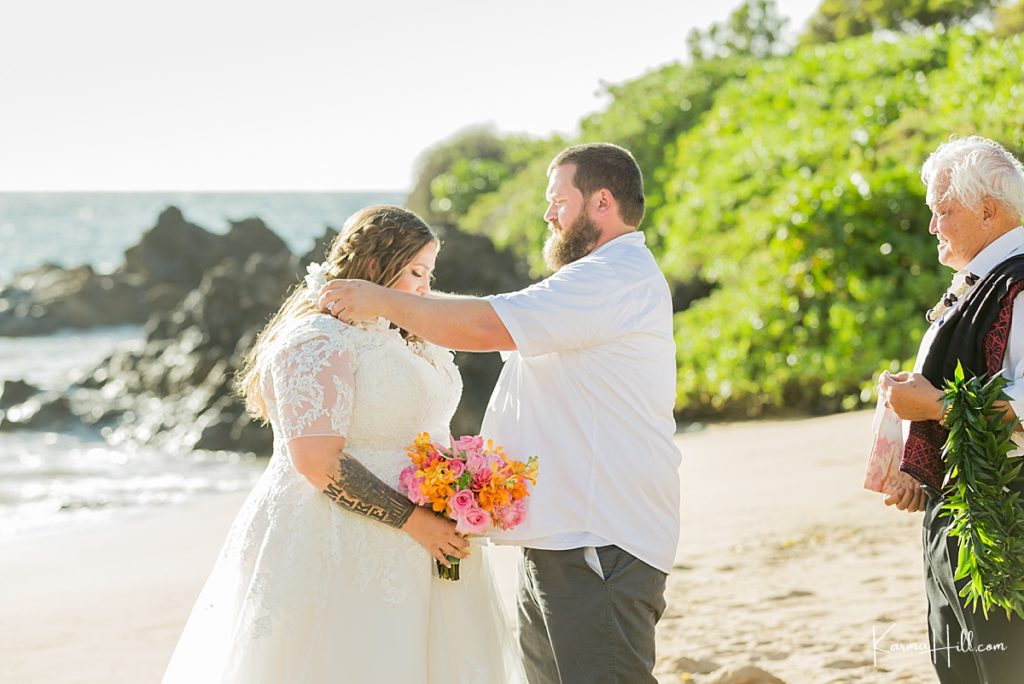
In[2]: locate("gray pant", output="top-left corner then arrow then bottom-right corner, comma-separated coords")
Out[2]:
517,545 -> 667,684
923,493 -> 1024,683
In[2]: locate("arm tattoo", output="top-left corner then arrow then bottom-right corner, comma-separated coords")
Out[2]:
322,454 -> 415,528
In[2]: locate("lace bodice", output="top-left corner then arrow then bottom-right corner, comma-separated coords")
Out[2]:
261,314 -> 462,481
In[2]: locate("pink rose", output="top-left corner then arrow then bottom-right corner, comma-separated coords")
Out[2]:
448,489 -> 476,519
494,500 -> 527,530
465,451 -> 486,475
455,505 -> 491,535
398,466 -> 415,495
447,458 -> 466,478
399,468 -> 429,506
454,435 -> 484,454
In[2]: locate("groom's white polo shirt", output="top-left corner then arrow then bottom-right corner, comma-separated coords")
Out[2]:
482,231 -> 681,574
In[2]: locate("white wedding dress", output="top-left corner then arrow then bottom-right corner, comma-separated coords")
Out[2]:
162,314 -> 521,683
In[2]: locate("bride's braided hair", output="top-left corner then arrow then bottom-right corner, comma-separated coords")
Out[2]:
238,205 -> 438,422
326,205 -> 436,288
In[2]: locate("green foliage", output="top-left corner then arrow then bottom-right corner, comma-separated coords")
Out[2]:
802,0 -> 996,44
687,0 -> 790,61
407,126 -> 543,226
996,0 -> 1024,38
941,365 -> 1024,620
663,30 -> 963,416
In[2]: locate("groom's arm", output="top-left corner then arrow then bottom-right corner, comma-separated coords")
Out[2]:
319,280 -> 516,352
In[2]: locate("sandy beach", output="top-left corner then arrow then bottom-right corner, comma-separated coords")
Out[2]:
0,410 -> 937,683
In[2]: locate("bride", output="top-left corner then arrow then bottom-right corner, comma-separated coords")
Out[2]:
162,205 -> 519,683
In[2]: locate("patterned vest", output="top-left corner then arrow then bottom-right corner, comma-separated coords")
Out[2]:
901,256 -> 1024,490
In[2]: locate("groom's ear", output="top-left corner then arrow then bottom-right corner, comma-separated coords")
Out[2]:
591,188 -> 617,219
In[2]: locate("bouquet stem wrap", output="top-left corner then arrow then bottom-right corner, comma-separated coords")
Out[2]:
438,556 -> 460,581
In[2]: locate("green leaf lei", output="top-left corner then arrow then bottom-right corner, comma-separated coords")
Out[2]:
941,362 -> 1024,619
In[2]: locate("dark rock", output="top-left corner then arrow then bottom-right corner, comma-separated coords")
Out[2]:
433,222 -> 532,296
231,418 -> 273,455
432,222 -> 533,434
0,208 -> 293,337
300,228 -> 339,269
0,264 -> 148,336
119,208 -> 289,293
0,394 -> 80,431
0,379 -> 40,409
80,247 -> 301,453
194,413 -> 236,451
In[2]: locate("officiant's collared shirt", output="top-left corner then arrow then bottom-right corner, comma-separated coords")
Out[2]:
482,231 -> 681,574
907,225 -> 1024,456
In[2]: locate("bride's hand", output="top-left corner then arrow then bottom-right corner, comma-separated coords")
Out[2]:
401,507 -> 470,566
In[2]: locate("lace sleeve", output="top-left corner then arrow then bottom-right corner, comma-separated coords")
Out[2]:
269,331 -> 355,442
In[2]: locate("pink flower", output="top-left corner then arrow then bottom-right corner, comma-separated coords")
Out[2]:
465,451 -> 486,474
398,466 -> 415,495
455,435 -> 484,454
399,467 -> 429,506
484,451 -> 506,473
447,458 -> 466,478
471,468 -> 493,490
494,500 -> 527,530
455,505 -> 491,535
448,489 -> 476,519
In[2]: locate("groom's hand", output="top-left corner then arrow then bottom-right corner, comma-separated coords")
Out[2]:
319,279 -> 386,323
879,371 -> 944,422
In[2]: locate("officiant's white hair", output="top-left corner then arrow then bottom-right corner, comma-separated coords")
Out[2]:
922,136 -> 1024,220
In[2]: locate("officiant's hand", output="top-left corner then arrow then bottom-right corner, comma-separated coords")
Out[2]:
319,279 -> 387,323
884,482 -> 927,512
879,371 -> 944,422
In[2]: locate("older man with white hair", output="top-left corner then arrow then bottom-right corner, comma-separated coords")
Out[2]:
881,136 -> 1024,683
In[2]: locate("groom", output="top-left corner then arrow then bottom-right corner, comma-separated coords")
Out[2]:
320,142 -> 681,683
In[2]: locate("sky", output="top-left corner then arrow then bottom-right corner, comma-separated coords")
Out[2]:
0,0 -> 821,192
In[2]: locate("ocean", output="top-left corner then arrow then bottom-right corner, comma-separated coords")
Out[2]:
0,191 -> 404,540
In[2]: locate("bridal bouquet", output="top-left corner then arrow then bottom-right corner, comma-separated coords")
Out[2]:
398,433 -> 538,580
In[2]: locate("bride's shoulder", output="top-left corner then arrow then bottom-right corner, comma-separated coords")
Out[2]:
270,314 -> 357,355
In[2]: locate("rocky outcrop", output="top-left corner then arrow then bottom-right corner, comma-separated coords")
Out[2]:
0,207 -> 290,337
0,392 -> 81,431
72,249 -> 305,454
0,379 -> 40,409
0,264 -> 148,336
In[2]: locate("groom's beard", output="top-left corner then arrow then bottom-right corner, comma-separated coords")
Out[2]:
543,213 -> 601,271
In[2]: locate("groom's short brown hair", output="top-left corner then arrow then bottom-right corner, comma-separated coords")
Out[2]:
548,143 -> 645,226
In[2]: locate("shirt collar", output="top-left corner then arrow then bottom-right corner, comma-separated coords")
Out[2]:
964,225 -> 1024,278
588,230 -> 644,258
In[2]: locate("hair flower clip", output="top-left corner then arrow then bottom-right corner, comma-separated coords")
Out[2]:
304,262 -> 333,307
